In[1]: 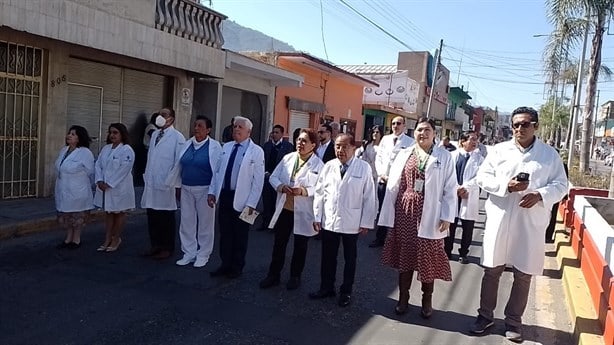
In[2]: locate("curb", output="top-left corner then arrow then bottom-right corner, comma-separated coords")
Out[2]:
555,228 -> 605,345
0,209 -> 147,241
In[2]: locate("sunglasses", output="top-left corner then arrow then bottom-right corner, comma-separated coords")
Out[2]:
512,121 -> 536,129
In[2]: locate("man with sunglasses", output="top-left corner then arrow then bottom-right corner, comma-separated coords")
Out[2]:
370,116 -> 415,248
469,107 -> 568,343
316,124 -> 336,163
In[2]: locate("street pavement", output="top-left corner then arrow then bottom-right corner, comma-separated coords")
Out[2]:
0,199 -> 573,345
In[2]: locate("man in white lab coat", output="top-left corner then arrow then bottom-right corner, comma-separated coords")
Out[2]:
370,116 -> 415,247
208,116 -> 265,279
469,107 -> 568,343
310,134 -> 377,307
444,130 -> 484,263
141,107 -> 186,260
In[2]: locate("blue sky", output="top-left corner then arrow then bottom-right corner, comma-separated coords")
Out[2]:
211,0 -> 614,113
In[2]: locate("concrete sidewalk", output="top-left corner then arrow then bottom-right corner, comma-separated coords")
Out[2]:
0,187 -> 144,240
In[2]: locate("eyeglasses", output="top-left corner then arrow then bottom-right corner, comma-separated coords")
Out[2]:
391,122 -> 403,125
512,121 -> 536,129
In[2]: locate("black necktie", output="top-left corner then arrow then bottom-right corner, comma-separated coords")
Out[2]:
393,137 -> 398,146
155,129 -> 164,146
340,164 -> 348,178
224,143 -> 241,190
456,153 -> 470,185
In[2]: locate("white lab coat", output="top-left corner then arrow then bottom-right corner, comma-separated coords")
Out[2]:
268,152 -> 324,236
209,139 -> 265,212
451,148 -> 484,221
378,145 -> 457,240
94,143 -> 136,212
165,136 -> 223,188
476,139 -> 568,275
313,158 -> 377,234
54,146 -> 95,212
375,133 -> 415,182
141,126 -> 186,210
355,142 -> 379,181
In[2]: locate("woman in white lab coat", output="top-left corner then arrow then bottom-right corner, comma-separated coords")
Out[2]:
54,125 -> 95,249
355,125 -> 383,184
379,117 -> 457,318
259,128 -> 324,290
94,123 -> 135,252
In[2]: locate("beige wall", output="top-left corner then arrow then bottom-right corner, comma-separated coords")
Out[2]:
0,0 -> 225,78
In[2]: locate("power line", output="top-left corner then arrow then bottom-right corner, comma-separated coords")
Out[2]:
319,0 -> 329,60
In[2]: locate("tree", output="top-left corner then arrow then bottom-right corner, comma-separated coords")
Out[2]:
544,0 -> 614,174
539,97 -> 570,145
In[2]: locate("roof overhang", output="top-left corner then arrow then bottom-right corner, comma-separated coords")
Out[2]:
277,53 -> 378,87
225,51 -> 303,87
363,104 -> 418,118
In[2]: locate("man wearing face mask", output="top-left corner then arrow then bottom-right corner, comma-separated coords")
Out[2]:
141,107 -> 186,260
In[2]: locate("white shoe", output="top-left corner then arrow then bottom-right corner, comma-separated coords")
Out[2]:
193,258 -> 208,268
176,256 -> 195,266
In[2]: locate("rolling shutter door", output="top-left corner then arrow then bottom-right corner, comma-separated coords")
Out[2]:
121,69 -> 167,139
289,110 -> 310,137
67,84 -> 103,155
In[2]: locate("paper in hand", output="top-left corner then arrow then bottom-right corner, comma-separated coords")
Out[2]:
239,207 -> 259,225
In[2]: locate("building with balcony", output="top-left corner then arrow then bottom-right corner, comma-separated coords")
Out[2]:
446,86 -> 472,139
0,0 -> 301,199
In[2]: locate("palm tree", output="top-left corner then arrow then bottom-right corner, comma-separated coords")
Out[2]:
539,97 -> 570,145
544,0 -> 614,173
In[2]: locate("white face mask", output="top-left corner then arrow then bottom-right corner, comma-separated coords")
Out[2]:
155,115 -> 167,128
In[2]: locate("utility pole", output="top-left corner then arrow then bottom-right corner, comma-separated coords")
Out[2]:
426,39 -> 443,119
567,10 -> 590,169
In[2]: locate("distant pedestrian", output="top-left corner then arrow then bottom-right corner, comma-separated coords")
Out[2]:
54,125 -> 95,250
355,125 -> 383,186
292,127 -> 302,147
316,124 -> 336,163
221,118 -> 234,143
440,136 -> 457,152
141,107 -> 186,260
444,131 -> 483,263
262,124 -> 295,230
371,116 -> 415,248
259,128 -> 324,290
329,121 -> 341,140
143,113 -> 161,150
469,107 -> 568,342
94,123 -> 135,253
208,116 -> 265,279
378,117 -> 456,318
168,116 -> 222,268
310,134 -> 377,307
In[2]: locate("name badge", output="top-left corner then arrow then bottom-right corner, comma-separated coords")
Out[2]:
414,179 -> 424,193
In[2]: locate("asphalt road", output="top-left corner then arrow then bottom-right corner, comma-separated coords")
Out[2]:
0,204 -> 573,345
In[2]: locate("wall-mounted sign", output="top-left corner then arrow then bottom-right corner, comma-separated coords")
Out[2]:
361,71 -> 419,113
181,88 -> 191,106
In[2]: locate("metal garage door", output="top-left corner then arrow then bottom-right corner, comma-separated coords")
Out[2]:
289,110 -> 311,138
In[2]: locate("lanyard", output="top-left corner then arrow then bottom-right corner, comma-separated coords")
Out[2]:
291,155 -> 309,181
413,146 -> 433,173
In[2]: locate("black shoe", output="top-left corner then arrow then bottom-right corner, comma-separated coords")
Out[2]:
56,241 -> 70,249
338,293 -> 351,307
368,240 -> 384,248
209,267 -> 230,277
505,324 -> 523,343
470,315 -> 494,334
458,256 -> 469,264
226,270 -> 242,279
67,242 -> 81,249
286,277 -> 300,290
259,276 -> 280,289
309,289 -> 336,299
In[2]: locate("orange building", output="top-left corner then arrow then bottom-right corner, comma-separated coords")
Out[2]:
246,52 -> 377,143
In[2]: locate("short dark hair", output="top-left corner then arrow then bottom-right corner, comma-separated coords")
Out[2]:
273,124 -> 285,133
459,130 -> 475,143
68,125 -> 91,148
300,128 -> 318,145
320,124 -> 332,133
106,123 -> 130,145
162,107 -> 176,118
511,106 -> 539,123
195,115 -> 213,129
337,133 -> 355,146
414,116 -> 436,131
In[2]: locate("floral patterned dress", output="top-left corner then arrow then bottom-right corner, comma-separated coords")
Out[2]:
381,153 -> 452,283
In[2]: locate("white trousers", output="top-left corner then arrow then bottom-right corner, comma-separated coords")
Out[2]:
179,185 -> 215,261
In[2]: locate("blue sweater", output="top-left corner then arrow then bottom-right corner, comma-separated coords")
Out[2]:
180,141 -> 213,186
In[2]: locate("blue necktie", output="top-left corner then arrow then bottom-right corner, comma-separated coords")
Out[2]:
340,163 -> 348,178
224,143 -> 241,190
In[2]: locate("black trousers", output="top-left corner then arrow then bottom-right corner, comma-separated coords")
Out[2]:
146,209 -> 176,252
320,229 -> 358,294
218,190 -> 250,273
444,217 -> 475,257
375,182 -> 388,243
267,209 -> 310,279
262,177 -> 276,229
545,201 -> 560,242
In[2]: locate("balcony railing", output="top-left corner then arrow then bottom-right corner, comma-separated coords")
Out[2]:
155,0 -> 226,48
